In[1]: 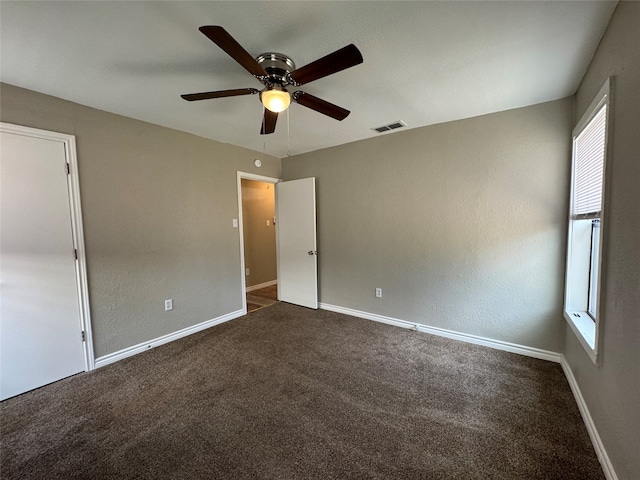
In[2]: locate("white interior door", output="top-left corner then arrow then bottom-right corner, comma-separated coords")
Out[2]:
1,130 -> 86,400
276,177 -> 318,309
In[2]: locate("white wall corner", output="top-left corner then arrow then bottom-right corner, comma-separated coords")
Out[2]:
560,357 -> 618,480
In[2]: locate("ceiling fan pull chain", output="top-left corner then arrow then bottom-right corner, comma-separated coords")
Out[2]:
287,108 -> 291,157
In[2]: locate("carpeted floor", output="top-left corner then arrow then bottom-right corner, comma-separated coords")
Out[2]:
1,302 -> 604,479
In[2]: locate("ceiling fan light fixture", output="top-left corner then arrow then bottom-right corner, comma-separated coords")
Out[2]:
261,87 -> 291,113
182,27 -> 363,134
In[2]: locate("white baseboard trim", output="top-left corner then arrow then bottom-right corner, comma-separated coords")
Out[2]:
246,280 -> 277,293
414,323 -> 563,363
560,357 -> 618,480
94,309 -> 245,369
319,303 -> 562,363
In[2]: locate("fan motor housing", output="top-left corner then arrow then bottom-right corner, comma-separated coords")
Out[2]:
255,53 -> 296,87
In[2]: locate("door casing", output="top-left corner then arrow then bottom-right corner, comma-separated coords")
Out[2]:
236,171 -> 280,313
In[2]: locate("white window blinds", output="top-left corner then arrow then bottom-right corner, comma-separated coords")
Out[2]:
572,104 -> 607,218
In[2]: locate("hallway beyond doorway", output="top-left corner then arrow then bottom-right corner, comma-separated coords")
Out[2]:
247,285 -> 278,312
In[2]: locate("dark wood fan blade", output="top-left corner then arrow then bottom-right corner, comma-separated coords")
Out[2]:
292,91 -> 350,121
199,26 -> 268,78
289,44 -> 363,86
260,109 -> 278,135
181,88 -> 259,101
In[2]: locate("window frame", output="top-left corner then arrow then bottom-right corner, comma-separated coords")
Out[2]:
564,78 -> 612,365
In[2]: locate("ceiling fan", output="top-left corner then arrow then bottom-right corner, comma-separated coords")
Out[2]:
181,26 -> 363,135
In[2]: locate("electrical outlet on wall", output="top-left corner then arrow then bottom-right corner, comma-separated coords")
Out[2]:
246,268 -> 250,276
375,288 -> 382,298
165,299 -> 173,311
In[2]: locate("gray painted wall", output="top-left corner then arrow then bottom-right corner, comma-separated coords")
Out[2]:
241,179 -> 277,287
565,2 -> 640,479
0,83 -> 280,359
283,98 -> 574,353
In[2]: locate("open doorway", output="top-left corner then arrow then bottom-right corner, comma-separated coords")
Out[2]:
237,172 -> 280,312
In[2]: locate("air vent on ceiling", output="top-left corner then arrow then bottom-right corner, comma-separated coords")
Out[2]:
372,120 -> 407,133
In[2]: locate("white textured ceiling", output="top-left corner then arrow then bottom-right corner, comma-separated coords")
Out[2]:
0,1 -> 617,158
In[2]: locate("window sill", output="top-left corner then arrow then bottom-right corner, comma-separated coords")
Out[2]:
564,310 -> 598,365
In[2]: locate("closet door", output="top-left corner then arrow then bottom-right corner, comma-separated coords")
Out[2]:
1,128 -> 86,400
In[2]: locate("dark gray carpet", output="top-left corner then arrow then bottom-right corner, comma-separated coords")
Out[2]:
1,302 -> 604,479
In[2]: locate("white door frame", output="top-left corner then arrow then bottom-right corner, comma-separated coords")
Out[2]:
1,122 -> 95,371
236,171 -> 280,313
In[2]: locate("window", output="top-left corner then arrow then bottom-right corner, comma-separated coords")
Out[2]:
587,219 -> 600,318
564,79 -> 611,364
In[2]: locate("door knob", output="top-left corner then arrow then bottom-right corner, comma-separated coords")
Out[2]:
308,250 -> 318,256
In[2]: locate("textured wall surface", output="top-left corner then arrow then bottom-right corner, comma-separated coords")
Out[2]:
0,83 -> 280,358
283,98 -> 573,353
565,2 -> 640,479
241,179 -> 277,287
